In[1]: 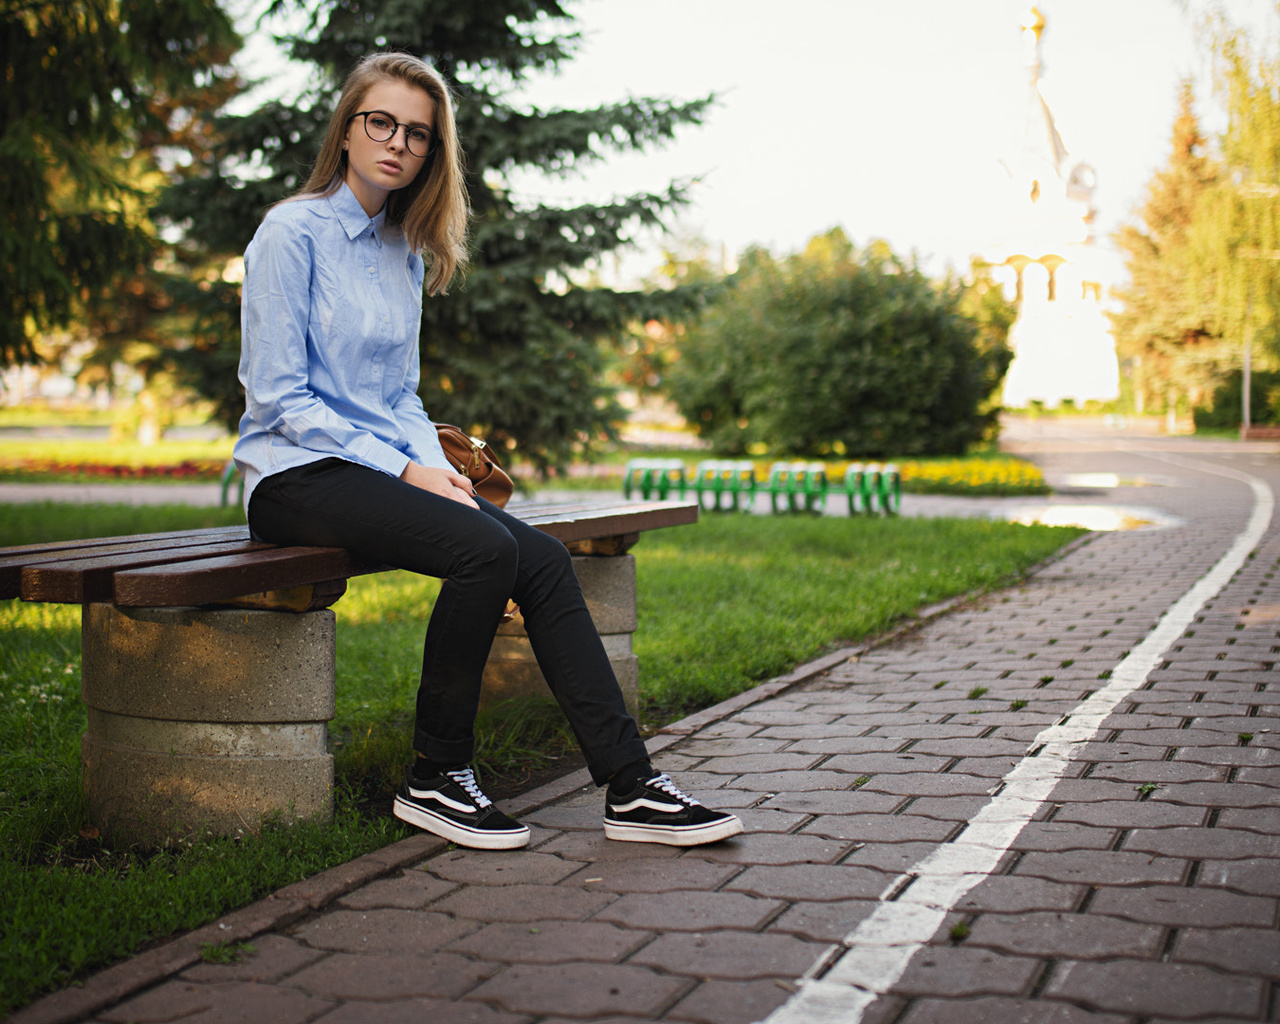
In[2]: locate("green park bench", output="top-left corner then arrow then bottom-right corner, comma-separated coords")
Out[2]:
691,460 -> 758,512
766,461 -> 828,514
845,462 -> 902,514
621,458 -> 688,500
0,498 -> 696,845
624,457 -> 901,515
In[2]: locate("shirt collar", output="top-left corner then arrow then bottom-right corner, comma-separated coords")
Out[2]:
329,180 -> 388,245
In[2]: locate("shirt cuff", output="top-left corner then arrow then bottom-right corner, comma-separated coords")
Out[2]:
359,439 -> 412,480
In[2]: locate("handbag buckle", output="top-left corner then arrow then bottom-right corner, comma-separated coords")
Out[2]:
466,436 -> 486,474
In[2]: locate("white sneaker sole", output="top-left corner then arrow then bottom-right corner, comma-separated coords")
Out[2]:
604,814 -> 744,846
394,795 -> 530,850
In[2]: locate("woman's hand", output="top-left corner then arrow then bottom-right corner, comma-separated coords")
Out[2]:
399,461 -> 479,508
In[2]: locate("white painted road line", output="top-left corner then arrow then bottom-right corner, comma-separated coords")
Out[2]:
761,459 -> 1274,1024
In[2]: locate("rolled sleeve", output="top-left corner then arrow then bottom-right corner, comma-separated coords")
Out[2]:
394,349 -> 451,472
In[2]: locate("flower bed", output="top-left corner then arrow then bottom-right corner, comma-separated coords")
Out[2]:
0,450 -> 1051,497
0,458 -> 227,483
897,457 -> 1049,496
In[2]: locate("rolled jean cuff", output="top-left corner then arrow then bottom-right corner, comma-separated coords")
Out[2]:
587,737 -> 652,787
414,730 -> 475,768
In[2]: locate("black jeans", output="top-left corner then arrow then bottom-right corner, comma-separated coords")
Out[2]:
248,457 -> 648,785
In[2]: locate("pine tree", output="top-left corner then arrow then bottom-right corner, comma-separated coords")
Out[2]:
0,0 -> 239,370
160,0 -> 711,472
1109,81 -> 1221,416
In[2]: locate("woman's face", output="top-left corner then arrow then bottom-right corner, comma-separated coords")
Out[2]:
343,79 -> 436,217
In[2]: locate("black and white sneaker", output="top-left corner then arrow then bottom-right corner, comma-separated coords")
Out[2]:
604,772 -> 744,846
393,765 -> 530,850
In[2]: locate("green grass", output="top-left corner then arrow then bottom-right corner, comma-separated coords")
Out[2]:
632,515 -> 1077,716
0,404 -> 219,429
0,502 -> 247,544
0,501 -> 1083,1014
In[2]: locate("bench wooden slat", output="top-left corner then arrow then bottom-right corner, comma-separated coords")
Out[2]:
113,546 -> 385,607
0,527 -> 251,600
108,500 -> 696,606
2,499 -> 698,607
0,525 -> 249,559
19,538 -> 273,604
508,500 -> 698,542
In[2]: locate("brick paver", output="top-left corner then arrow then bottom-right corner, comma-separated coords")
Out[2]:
14,423 -> 1280,1024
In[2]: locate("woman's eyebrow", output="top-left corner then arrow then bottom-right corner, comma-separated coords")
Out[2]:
373,108 -> 433,129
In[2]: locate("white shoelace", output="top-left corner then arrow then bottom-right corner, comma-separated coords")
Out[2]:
646,772 -> 700,807
445,766 -> 493,808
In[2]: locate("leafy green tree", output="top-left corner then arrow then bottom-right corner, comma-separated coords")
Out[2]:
0,0 -> 238,370
160,0 -> 710,473
608,238 -> 728,398
1194,368 -> 1280,429
665,229 -> 1012,458
957,258 -> 1018,363
1109,81 -> 1223,416
1184,12 -> 1280,381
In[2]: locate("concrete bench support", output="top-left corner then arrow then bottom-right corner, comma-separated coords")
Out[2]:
81,604 -> 337,845
78,554 -> 638,844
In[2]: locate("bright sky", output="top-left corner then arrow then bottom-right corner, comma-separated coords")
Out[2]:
506,0 -> 1275,282
238,0 -> 1278,283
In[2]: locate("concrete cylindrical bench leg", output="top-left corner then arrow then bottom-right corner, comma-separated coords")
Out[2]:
80,604 -> 336,845
483,554 -> 639,720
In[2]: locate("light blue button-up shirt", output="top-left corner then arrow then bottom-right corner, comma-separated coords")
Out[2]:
233,181 -> 451,515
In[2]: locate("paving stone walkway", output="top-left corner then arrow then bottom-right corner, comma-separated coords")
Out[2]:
12,421 -> 1280,1024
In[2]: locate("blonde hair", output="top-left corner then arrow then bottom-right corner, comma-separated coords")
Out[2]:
296,52 -> 469,294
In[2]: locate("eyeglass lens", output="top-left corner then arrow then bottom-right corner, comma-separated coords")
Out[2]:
360,111 -> 433,157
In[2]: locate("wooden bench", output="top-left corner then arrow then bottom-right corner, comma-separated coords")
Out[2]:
1,498 -> 697,845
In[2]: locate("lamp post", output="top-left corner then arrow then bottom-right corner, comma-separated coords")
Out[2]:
1243,295 -> 1252,433
1236,181 -> 1280,436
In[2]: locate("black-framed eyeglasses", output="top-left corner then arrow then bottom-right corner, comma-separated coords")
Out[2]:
349,110 -> 435,158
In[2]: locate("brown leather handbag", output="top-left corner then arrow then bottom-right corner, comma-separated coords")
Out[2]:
436,424 -> 514,507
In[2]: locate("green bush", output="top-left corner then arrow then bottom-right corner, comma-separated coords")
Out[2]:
1193,368 -> 1280,429
665,230 -> 1012,458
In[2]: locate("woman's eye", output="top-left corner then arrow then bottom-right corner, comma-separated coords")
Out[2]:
369,115 -> 393,130
409,129 -> 429,143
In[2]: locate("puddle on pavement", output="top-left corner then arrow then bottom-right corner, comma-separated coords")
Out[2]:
1054,473 -> 1179,489
1003,505 -> 1181,531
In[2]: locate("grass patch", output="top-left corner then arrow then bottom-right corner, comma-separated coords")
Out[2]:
200,941 -> 256,965
633,515 -> 1077,717
0,502 -> 1082,1014
0,403 -> 217,430
0,502 -> 246,545
0,793 -> 402,1008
